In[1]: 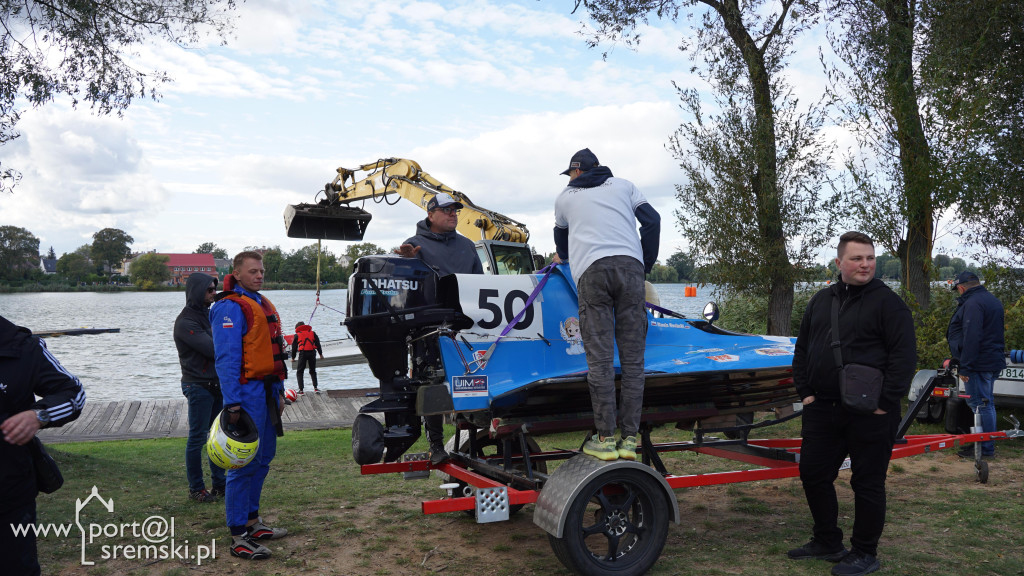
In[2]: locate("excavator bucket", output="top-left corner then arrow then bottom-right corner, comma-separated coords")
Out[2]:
283,203 -> 372,241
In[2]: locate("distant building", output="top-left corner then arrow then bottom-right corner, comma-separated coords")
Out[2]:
39,258 -> 57,275
163,253 -> 219,286
127,253 -> 219,286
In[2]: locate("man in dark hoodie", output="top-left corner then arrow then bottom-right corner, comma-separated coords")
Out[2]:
788,231 -> 916,576
396,192 -> 484,275
173,272 -> 225,503
947,270 -> 1005,458
1,314 -> 86,576
396,192 -> 483,463
553,148 -> 660,462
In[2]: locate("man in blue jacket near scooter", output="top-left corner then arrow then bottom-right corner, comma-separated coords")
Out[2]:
947,271 -> 1006,458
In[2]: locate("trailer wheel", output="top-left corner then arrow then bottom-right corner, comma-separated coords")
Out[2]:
976,460 -> 989,484
915,398 -> 945,424
443,431 -> 547,515
547,468 -> 670,576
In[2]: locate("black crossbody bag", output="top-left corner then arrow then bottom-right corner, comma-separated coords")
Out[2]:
30,436 -> 65,494
831,297 -> 885,414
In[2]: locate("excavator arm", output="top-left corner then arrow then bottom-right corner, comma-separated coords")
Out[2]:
284,158 -> 529,244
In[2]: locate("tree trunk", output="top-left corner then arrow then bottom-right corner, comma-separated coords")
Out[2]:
719,0 -> 793,335
878,0 -> 933,310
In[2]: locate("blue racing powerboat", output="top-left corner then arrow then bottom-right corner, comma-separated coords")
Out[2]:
345,255 -> 798,464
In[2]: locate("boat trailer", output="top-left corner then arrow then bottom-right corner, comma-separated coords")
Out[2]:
360,366 -> 1023,576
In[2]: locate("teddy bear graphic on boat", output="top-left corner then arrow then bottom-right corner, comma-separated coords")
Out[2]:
560,316 -> 585,355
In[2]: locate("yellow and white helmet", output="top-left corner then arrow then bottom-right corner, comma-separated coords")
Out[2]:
206,408 -> 260,469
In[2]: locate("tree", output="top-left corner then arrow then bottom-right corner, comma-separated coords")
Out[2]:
666,251 -> 696,282
257,247 -> 284,283
91,228 -> 133,278
56,251 -> 93,281
129,253 -> 171,289
46,246 -> 55,259
578,0 -> 833,335
824,0 -> 956,311
194,242 -> 228,259
344,242 -> 387,267
0,225 -> 40,280
1,0 -> 240,193
280,244 -> 343,284
647,264 -> 679,283
920,0 -> 1024,265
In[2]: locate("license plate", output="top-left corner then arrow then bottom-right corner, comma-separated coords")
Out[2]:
999,366 -> 1024,381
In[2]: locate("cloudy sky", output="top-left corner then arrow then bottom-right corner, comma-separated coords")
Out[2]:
2,0 -> 840,262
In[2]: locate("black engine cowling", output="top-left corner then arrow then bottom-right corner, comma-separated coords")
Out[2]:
345,255 -> 463,463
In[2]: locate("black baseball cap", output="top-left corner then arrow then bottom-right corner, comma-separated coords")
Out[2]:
560,148 -> 600,175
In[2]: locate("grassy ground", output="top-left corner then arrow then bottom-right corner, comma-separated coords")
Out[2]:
34,409 -> 1024,576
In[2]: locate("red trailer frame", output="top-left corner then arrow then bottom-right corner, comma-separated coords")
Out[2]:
361,429 -> 1018,515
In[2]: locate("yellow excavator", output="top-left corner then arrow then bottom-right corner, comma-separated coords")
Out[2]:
284,158 -> 539,274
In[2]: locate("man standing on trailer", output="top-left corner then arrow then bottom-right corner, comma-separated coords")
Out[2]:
789,231 -> 916,576
947,270 -> 1006,458
553,148 -> 660,461
211,251 -> 289,559
396,192 -> 483,464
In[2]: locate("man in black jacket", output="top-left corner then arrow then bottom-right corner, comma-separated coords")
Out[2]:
173,272 -> 225,503
1,314 -> 86,576
787,232 -> 916,576
947,271 -> 1005,458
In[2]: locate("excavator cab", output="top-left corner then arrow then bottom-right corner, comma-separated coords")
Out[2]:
476,240 -> 539,275
284,203 -> 372,241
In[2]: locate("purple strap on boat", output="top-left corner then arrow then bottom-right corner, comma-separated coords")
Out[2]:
469,263 -> 558,372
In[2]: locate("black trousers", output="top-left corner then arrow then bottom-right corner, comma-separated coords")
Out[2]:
295,351 -> 318,391
1,499 -> 40,576
798,399 -> 899,557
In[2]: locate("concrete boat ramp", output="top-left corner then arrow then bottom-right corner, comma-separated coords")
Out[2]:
37,388 -> 378,444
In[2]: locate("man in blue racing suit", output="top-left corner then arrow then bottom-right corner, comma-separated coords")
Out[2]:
211,251 -> 289,559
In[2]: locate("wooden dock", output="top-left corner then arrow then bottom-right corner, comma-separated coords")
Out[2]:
37,389 -> 378,443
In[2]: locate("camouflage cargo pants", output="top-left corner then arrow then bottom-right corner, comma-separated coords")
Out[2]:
577,255 -> 647,438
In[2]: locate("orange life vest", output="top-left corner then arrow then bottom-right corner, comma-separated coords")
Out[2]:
222,292 -> 287,384
295,325 -> 317,352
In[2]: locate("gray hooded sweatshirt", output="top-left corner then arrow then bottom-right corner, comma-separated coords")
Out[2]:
173,272 -> 220,383
404,219 -> 483,275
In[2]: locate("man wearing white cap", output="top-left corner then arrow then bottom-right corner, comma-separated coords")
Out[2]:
397,192 -> 483,275
396,192 -> 483,463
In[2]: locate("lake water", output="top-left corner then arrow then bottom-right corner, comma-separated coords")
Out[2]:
0,283 -> 715,403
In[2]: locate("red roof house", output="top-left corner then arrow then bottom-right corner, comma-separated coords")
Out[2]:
163,253 -> 219,286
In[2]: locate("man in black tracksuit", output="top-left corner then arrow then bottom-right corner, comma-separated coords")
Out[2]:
1,314 -> 86,576
788,232 -> 916,576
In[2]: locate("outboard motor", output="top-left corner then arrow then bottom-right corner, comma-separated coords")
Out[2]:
346,255 -> 462,463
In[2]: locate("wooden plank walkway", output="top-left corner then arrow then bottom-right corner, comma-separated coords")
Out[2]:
37,389 -> 379,444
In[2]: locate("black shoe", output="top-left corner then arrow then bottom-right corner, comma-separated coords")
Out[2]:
831,550 -> 879,576
210,485 -> 226,498
787,539 -> 848,562
230,533 -> 271,560
188,489 -> 216,503
429,443 -> 450,465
